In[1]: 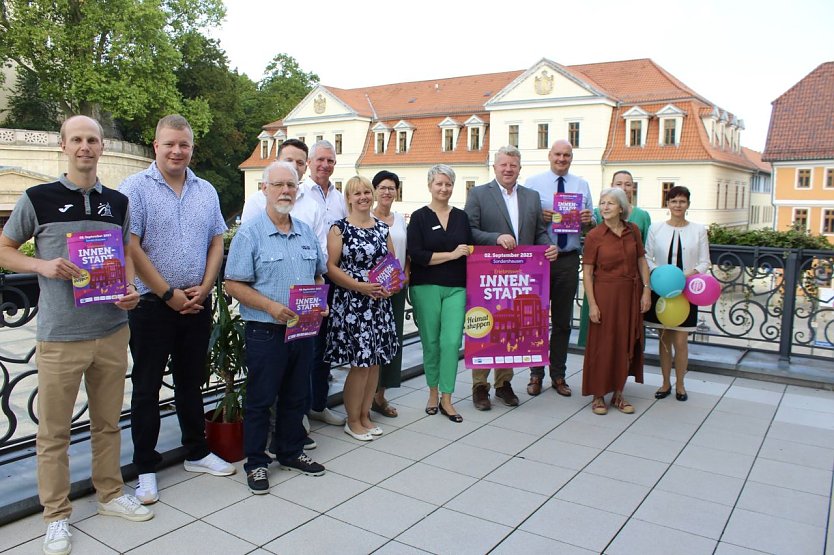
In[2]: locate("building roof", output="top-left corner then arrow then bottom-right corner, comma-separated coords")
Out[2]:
741,147 -> 771,174
763,62 -> 834,162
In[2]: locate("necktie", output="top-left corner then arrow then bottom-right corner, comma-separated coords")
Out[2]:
557,176 -> 567,249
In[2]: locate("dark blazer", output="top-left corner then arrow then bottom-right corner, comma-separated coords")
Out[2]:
464,180 -> 553,246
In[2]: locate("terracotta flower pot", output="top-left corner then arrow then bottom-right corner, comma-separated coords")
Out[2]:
204,410 -> 244,463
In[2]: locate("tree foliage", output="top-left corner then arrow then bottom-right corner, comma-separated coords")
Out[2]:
256,53 -> 319,124
0,69 -> 61,130
708,223 -> 834,250
0,0 -> 224,132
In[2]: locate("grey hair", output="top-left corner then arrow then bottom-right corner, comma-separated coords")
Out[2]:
495,145 -> 521,161
262,160 -> 299,186
308,139 -> 336,160
599,187 -> 631,220
427,164 -> 456,185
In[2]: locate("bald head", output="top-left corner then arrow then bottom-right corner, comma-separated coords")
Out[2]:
548,139 -> 573,176
60,115 -> 104,142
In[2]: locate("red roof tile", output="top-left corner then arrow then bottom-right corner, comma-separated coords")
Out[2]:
763,62 -> 834,162
741,147 -> 771,173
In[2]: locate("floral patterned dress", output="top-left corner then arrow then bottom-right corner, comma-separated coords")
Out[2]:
325,218 -> 398,367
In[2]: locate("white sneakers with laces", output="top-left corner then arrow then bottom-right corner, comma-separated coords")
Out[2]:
43,519 -> 71,555
135,473 -> 159,505
183,452 -> 235,476
97,494 -> 154,521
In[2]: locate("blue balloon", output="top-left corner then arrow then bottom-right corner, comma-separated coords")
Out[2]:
650,264 -> 686,298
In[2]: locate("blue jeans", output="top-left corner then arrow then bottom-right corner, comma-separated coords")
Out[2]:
244,322 -> 312,472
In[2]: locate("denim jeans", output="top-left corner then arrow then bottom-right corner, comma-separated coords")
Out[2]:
244,321 -> 312,472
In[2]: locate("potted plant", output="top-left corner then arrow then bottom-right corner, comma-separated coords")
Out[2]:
204,275 -> 247,462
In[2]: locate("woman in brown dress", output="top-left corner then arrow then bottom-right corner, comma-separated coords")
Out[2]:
582,188 -> 651,415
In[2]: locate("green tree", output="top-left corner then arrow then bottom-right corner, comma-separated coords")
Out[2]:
0,68 -> 61,130
0,0 -> 223,137
255,53 -> 320,124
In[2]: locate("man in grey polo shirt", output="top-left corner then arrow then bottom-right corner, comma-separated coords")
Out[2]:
225,161 -> 328,493
0,115 -> 152,555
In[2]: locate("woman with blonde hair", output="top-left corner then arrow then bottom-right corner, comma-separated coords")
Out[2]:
325,176 -> 399,441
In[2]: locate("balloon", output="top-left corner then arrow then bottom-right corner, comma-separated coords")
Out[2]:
656,295 -> 690,327
650,265 -> 686,298
684,274 -> 721,306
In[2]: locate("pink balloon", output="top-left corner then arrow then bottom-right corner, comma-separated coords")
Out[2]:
684,274 -> 721,306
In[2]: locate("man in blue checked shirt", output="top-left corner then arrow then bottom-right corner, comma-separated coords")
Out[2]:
225,160 -> 329,494
120,115 -> 235,506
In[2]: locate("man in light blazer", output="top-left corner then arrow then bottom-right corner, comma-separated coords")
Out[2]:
464,145 -> 559,410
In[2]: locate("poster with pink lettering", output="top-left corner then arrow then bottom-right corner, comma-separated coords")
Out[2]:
66,230 -> 127,307
552,192 -> 583,233
285,284 -> 329,342
464,246 -> 550,369
368,252 -> 403,291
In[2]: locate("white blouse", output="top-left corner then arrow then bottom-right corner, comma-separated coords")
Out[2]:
645,221 -> 710,275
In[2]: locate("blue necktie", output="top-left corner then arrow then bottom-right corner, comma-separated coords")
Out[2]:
557,176 -> 567,250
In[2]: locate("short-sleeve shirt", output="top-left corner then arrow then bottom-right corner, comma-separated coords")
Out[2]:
224,211 -> 326,323
524,170 -> 593,252
119,162 -> 226,294
2,176 -> 130,341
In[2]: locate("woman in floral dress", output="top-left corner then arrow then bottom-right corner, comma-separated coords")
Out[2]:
325,175 -> 399,441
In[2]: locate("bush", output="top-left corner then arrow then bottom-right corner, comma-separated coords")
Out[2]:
0,240 -> 35,274
708,224 -> 834,250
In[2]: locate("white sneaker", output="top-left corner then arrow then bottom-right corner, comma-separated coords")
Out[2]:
184,453 -> 236,476
97,494 -> 154,522
135,473 -> 159,505
309,408 -> 346,426
302,414 -> 311,434
43,519 -> 71,555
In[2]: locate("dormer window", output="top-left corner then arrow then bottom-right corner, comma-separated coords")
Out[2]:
393,120 -> 415,153
260,140 -> 269,159
656,104 -> 685,147
622,106 -> 649,147
464,115 -> 485,151
371,123 -> 392,154
438,117 -> 462,152
273,130 -> 286,157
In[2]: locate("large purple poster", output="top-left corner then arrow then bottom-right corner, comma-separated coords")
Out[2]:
464,246 -> 550,369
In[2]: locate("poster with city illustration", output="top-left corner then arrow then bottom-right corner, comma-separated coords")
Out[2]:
464,246 -> 550,369
66,229 -> 127,307
368,252 -> 403,292
552,192 -> 583,233
285,284 -> 329,342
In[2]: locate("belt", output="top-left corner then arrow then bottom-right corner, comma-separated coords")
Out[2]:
247,321 -> 286,330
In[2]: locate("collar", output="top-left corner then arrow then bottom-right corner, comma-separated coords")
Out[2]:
59,174 -> 102,194
550,170 -> 570,182
147,161 -> 195,189
497,182 -> 518,196
303,176 -> 333,194
258,209 -> 300,237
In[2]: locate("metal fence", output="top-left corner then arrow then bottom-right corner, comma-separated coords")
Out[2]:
2,244 -> 832,459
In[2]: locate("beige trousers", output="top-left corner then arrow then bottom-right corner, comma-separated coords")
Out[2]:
472,368 -> 514,390
36,324 -> 130,521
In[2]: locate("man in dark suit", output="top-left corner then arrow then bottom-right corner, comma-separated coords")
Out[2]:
464,146 -> 559,410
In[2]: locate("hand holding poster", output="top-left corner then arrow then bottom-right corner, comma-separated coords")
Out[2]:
66,230 -> 127,307
285,284 -> 329,342
368,252 -> 404,292
464,246 -> 550,369
552,192 -> 583,233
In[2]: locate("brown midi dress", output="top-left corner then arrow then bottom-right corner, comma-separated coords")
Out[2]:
581,222 -> 645,397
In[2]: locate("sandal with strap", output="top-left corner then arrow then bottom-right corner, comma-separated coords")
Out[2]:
592,397 -> 608,415
611,395 -> 635,414
371,399 -> 398,418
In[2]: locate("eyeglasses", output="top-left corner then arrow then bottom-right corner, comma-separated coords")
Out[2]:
377,186 -> 397,192
267,181 -> 298,189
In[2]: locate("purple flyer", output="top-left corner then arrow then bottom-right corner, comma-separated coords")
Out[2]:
285,284 -> 329,342
66,230 -> 127,307
552,192 -> 583,233
368,252 -> 403,291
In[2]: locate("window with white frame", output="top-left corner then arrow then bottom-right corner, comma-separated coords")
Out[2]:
793,207 -> 808,230
335,134 -> 342,155
825,168 -> 834,189
393,120 -> 415,153
372,123 -> 392,154
438,117 -> 461,152
464,115 -> 485,152
796,168 -> 812,189
537,123 -> 549,149
568,122 -> 580,148
656,104 -> 684,147
623,106 -> 649,147
823,209 -> 834,235
508,125 -> 519,148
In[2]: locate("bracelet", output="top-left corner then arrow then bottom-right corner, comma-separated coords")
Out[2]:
126,283 -> 138,291
159,286 -> 175,302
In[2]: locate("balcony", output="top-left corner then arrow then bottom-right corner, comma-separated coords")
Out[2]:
1,245 -> 832,554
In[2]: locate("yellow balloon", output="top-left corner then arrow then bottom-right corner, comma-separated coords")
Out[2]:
656,295 -> 690,327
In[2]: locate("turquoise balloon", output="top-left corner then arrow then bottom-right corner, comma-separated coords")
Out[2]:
650,264 -> 686,298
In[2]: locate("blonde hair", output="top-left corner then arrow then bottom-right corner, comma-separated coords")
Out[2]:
343,175 -> 375,213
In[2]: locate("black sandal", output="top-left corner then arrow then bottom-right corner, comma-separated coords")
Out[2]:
439,404 -> 463,423
425,405 -> 439,415
655,388 -> 672,399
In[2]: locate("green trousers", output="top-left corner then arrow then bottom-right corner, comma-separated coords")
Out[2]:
410,285 -> 466,394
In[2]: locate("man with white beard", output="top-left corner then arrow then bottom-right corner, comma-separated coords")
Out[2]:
224,161 -> 328,493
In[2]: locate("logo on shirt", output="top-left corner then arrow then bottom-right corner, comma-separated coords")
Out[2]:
97,202 -> 113,218
58,204 -> 73,213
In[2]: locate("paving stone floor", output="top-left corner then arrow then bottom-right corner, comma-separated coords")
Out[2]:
2,355 -> 833,554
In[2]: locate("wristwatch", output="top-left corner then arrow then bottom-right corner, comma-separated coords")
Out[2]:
160,286 -> 175,302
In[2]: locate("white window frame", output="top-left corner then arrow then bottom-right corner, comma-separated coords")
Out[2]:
792,206 -> 810,231
795,167 -> 813,190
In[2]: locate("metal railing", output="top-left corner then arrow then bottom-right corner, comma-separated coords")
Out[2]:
2,245 -> 832,459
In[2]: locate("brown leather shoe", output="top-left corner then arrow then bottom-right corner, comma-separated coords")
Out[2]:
472,385 -> 491,411
527,376 -> 543,396
553,378 -> 572,397
495,383 -> 519,406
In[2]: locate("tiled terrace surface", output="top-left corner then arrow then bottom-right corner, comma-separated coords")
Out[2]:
2,355 -> 833,554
